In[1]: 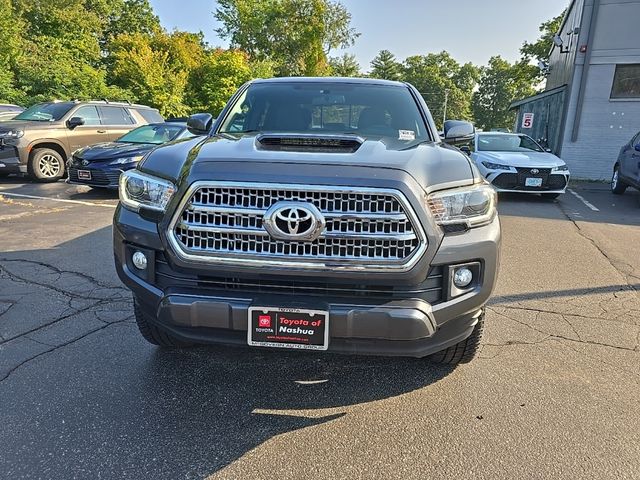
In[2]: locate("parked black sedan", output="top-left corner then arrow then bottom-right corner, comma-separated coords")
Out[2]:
67,122 -> 193,189
612,129 -> 640,195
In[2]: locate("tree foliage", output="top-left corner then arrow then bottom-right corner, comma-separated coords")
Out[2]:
369,50 -> 402,81
521,10 -> 567,64
472,56 -> 536,131
215,0 -> 359,77
329,53 -> 360,77
402,52 -> 479,128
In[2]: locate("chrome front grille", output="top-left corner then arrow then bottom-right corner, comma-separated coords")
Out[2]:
169,182 -> 427,271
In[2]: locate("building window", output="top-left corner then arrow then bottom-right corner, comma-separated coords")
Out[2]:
611,64 -> 640,99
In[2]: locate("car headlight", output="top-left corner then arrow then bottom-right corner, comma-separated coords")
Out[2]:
119,170 -> 175,212
481,161 -> 512,171
110,155 -> 144,166
552,164 -> 569,172
0,129 -> 24,139
427,184 -> 497,229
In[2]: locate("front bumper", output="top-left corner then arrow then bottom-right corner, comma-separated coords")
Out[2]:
114,205 -> 500,358
487,170 -> 569,193
67,165 -> 123,189
0,146 -> 27,174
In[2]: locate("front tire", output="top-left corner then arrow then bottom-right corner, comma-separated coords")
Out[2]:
134,299 -> 193,347
28,148 -> 65,182
611,165 -> 627,195
430,311 -> 484,365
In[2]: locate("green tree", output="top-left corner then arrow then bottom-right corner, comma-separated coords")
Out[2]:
106,0 -> 161,39
369,50 -> 401,80
0,0 -> 24,103
109,31 -> 205,116
521,10 -> 567,64
329,53 -> 360,77
186,49 -> 270,115
402,52 -> 479,128
12,0 -> 128,102
215,0 -> 359,77
472,56 -> 536,131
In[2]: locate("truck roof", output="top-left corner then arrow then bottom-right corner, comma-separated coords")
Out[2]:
252,77 -> 407,88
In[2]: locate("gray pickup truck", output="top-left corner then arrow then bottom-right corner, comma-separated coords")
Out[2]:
114,77 -> 500,365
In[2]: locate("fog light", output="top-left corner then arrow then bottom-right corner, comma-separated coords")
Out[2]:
132,251 -> 148,270
453,267 -> 473,288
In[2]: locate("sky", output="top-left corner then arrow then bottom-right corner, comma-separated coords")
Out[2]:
148,0 -> 566,69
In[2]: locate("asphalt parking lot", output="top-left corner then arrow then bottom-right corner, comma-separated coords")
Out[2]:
0,178 -> 639,479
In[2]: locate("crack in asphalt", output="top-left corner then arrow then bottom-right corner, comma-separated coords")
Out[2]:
487,306 -> 639,353
557,202 -> 640,295
0,258 -> 134,382
0,258 -> 128,301
0,320 -> 132,383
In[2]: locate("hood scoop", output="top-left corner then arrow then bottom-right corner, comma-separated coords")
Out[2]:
257,133 -> 363,153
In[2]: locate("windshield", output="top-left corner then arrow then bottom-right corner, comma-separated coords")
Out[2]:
477,134 -> 544,152
14,103 -> 74,122
218,82 -> 430,142
116,124 -> 186,144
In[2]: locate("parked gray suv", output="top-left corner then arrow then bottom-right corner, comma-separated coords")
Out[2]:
0,100 -> 163,181
114,78 -> 501,365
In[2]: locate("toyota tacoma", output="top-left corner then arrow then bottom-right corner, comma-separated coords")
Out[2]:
114,77 -> 500,365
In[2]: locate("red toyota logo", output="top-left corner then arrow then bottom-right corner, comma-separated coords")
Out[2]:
258,315 -> 272,328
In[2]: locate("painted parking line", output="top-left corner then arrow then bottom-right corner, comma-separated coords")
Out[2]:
567,189 -> 600,212
0,191 -> 117,208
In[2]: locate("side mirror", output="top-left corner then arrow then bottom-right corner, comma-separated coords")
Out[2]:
545,147 -> 553,153
635,144 -> 640,152
187,113 -> 213,135
443,120 -> 475,145
459,145 -> 471,155
67,116 -> 85,129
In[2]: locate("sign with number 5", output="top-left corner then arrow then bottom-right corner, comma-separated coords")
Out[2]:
522,113 -> 534,129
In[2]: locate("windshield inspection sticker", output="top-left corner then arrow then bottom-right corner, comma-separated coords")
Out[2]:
399,130 -> 415,141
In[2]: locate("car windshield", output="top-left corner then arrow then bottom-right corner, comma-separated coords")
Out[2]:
218,82 -> 430,142
14,102 -> 74,122
477,134 -> 544,152
116,124 -> 185,144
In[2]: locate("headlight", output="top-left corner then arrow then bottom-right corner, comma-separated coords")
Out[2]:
119,170 -> 175,212
481,161 -> 512,171
427,184 -> 497,228
552,164 -> 569,172
110,155 -> 144,165
0,129 -> 24,139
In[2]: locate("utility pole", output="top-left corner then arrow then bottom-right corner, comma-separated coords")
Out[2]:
442,89 -> 450,127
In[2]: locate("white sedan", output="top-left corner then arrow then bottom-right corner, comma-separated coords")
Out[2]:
469,132 -> 570,198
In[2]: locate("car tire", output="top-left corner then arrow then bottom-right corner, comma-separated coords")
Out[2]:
134,299 -> 193,347
611,165 -> 627,195
429,311 -> 484,365
542,193 -> 561,200
28,148 -> 65,182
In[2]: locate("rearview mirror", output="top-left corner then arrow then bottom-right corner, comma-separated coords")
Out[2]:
187,113 -> 213,135
443,120 -> 475,145
67,116 -> 85,129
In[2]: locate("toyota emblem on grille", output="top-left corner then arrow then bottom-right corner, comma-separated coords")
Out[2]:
263,202 -> 325,241
530,168 -> 540,175
81,159 -> 90,166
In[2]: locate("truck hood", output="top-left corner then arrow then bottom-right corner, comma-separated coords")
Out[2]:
139,134 -> 476,194
473,150 -> 565,168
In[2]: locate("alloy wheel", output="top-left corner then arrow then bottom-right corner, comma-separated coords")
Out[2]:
611,169 -> 618,191
38,154 -> 62,178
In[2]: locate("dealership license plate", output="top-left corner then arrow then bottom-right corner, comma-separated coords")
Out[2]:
77,169 -> 92,180
247,307 -> 329,351
525,177 -> 543,187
